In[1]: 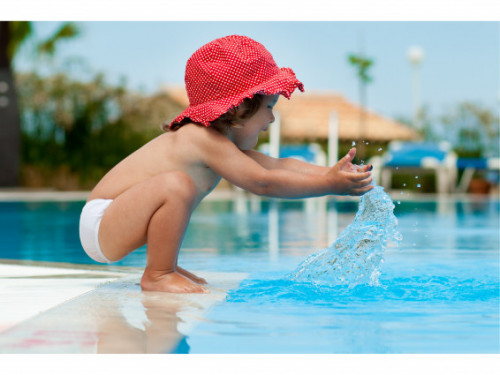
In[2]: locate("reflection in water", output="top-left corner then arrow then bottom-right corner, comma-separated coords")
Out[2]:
95,289 -> 193,354
89,274 -> 237,354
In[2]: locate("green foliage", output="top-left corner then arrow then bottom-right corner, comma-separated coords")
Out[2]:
16,72 -> 170,188
37,23 -> 80,57
347,54 -> 374,83
7,21 -> 80,62
7,21 -> 33,60
395,102 -> 499,159
441,102 -> 499,158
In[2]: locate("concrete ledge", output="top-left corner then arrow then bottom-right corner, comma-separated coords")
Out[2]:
0,265 -> 246,353
0,188 -> 498,203
0,190 -> 90,202
0,262 -> 127,335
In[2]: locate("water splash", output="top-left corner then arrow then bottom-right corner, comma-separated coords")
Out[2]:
287,185 -> 402,287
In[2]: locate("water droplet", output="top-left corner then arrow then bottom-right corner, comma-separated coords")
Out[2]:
417,184 -> 421,188
397,200 -> 401,205
377,148 -> 383,151
415,176 -> 419,179
403,183 -> 406,187
352,141 -> 356,146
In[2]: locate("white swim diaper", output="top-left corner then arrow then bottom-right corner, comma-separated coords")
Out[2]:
79,199 -> 114,263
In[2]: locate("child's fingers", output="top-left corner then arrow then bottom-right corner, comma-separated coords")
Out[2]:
350,184 -> 374,196
337,148 -> 357,167
349,163 -> 372,173
354,176 -> 373,188
359,164 -> 373,172
347,147 -> 357,160
348,171 -> 372,181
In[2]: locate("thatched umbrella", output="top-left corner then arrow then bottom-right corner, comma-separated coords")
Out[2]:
275,91 -> 418,142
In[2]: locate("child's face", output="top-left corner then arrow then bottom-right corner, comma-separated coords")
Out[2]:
231,95 -> 279,150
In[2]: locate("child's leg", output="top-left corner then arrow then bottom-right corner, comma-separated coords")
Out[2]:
97,171 -> 207,293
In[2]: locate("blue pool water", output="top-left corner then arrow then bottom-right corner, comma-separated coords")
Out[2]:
0,196 -> 499,353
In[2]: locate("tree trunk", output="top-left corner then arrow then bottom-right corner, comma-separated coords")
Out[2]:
0,21 -> 21,187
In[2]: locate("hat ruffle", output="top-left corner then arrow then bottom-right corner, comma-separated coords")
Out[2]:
169,67 -> 304,129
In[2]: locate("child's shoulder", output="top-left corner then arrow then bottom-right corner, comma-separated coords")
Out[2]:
167,123 -> 239,160
172,123 -> 230,144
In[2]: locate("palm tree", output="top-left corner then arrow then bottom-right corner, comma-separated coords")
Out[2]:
0,21 -> 79,186
347,53 -> 374,161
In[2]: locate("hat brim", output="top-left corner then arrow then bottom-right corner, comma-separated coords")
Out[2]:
169,67 -> 304,129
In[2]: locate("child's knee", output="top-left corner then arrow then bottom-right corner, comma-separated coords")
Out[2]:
159,171 -> 196,204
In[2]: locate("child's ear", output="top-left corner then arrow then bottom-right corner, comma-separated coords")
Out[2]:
230,122 -> 244,129
233,102 -> 248,117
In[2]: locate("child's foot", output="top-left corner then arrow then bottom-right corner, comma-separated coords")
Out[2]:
141,270 -> 208,294
176,266 -> 207,285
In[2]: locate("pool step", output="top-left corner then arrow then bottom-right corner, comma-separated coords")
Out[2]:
0,267 -> 246,353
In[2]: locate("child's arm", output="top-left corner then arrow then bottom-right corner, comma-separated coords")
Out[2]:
243,149 -> 329,175
192,127 -> 372,198
243,149 -> 372,176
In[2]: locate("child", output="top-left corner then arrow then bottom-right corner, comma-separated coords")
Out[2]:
79,35 -> 373,294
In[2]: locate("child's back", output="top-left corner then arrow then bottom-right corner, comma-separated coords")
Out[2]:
88,125 -> 222,205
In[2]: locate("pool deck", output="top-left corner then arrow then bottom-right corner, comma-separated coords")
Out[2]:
0,187 -> 498,203
0,260 -> 246,353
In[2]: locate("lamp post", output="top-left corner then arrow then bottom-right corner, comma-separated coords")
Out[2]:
407,46 -> 424,131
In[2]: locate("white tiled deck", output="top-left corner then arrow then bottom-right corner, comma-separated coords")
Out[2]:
0,261 -> 246,353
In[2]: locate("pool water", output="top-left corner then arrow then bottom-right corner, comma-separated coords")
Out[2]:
1,196 -> 499,353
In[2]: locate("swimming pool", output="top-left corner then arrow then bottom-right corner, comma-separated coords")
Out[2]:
1,195 -> 498,353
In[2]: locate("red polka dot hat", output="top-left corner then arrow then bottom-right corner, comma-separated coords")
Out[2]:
169,35 -> 304,129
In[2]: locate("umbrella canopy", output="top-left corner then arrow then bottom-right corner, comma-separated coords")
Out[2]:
274,91 -> 419,142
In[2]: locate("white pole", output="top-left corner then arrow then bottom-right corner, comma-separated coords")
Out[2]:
268,111 -> 281,260
269,199 -> 279,262
269,111 -> 281,158
327,206 -> 338,245
407,46 -> 424,131
328,111 -> 339,165
413,63 -> 421,130
327,111 -> 339,245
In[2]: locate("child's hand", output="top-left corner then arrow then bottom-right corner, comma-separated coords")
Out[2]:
327,148 -> 373,196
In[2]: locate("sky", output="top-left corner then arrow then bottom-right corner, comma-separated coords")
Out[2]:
12,21 -> 500,122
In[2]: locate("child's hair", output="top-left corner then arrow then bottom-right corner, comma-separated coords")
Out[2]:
163,94 -> 264,134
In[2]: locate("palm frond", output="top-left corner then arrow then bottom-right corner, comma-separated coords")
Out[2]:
7,21 -> 33,59
37,22 -> 80,57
